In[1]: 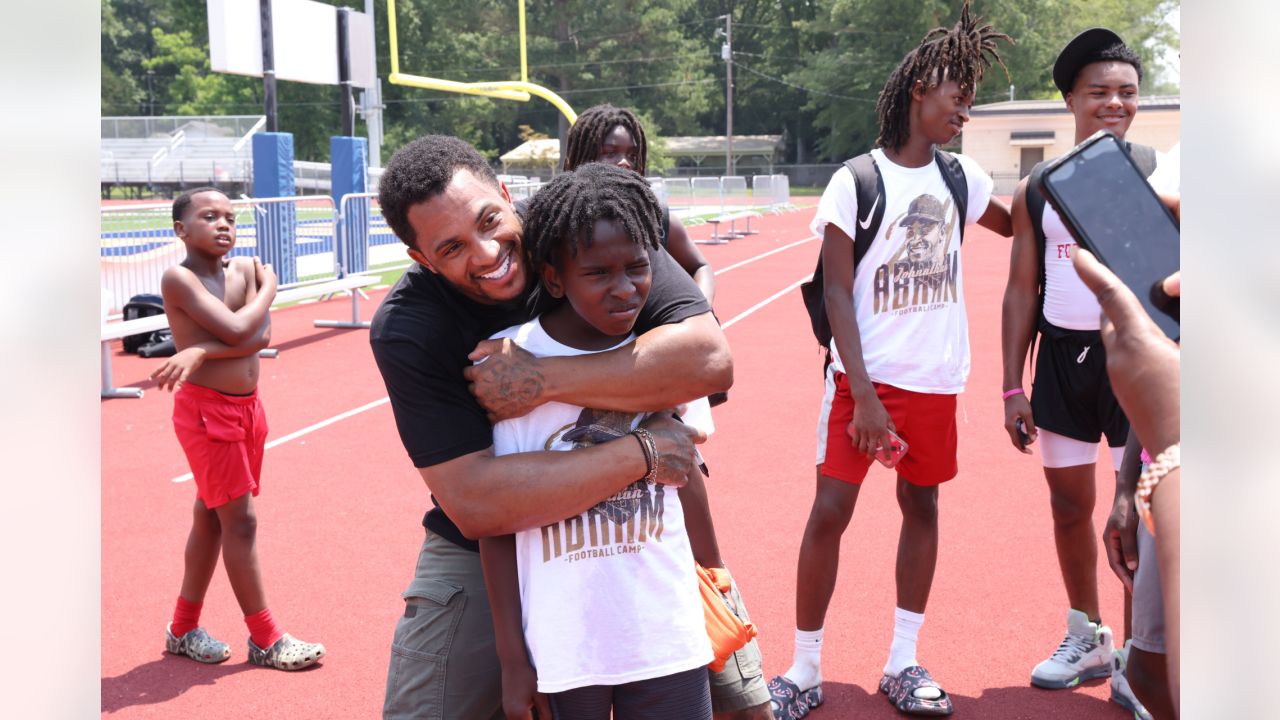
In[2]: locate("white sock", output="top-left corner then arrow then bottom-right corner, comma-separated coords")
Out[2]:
783,628 -> 824,691
885,608 -> 941,700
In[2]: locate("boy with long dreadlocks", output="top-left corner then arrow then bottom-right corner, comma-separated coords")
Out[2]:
478,162 -> 718,720
769,3 -> 1011,717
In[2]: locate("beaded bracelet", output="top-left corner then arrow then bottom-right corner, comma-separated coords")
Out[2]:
631,428 -> 658,483
1136,443 -> 1179,536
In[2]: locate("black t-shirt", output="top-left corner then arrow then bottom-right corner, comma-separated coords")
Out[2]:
369,247 -> 711,551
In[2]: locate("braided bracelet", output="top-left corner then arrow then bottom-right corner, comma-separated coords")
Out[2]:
1136,443 -> 1179,536
631,428 -> 658,483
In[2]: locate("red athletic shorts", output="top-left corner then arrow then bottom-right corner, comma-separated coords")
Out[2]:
172,383 -> 269,509
820,373 -> 958,486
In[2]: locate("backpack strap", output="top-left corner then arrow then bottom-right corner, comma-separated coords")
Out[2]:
1127,142 -> 1158,178
841,153 -> 886,268
933,150 -> 970,243
799,153 -> 884,357
1024,159 -> 1052,325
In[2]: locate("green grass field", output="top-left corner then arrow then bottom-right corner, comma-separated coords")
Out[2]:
101,206 -> 335,236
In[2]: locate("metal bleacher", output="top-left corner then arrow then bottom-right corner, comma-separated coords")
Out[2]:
101,115 -> 264,194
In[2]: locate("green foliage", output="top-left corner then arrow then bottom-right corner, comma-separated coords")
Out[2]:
102,0 -> 1179,168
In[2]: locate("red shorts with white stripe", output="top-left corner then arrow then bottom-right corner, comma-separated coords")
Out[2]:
819,372 -> 957,486
172,383 -> 269,509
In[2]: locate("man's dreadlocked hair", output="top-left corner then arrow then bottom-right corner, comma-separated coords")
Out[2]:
562,104 -> 648,174
875,0 -> 1012,152
522,162 -> 661,279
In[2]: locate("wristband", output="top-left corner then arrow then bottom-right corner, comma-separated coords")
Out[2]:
1001,388 -> 1025,401
1136,443 -> 1179,535
631,428 -> 658,483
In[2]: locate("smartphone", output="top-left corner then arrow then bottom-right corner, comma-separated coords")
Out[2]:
1038,131 -> 1180,340
876,429 -> 909,469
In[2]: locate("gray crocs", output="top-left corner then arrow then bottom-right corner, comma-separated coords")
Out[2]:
248,633 -> 325,671
165,623 -> 231,664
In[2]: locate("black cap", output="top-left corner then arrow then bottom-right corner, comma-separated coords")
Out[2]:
1052,27 -> 1125,96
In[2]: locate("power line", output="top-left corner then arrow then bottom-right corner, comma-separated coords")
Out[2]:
732,60 -> 878,103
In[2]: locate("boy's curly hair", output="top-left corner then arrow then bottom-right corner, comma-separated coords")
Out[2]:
522,162 -> 661,278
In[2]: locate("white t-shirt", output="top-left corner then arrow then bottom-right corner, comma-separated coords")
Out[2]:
810,149 -> 994,394
488,317 -> 714,693
1041,152 -> 1163,330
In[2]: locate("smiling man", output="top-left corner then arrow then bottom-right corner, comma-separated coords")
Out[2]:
368,135 -> 732,719
998,28 -> 1161,717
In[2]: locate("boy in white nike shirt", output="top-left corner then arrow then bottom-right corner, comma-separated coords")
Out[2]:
770,2 -> 1012,717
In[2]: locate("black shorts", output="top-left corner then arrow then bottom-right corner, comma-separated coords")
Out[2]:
1030,320 -> 1129,447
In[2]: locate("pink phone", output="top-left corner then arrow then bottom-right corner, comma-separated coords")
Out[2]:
876,430 -> 909,468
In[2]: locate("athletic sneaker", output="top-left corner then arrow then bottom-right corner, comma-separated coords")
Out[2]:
1030,609 -> 1113,689
1110,640 -> 1153,720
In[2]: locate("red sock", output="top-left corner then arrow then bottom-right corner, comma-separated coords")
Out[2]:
245,607 -> 284,650
170,596 -> 202,638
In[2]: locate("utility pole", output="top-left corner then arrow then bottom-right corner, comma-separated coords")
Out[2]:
363,0 -> 383,167
718,14 -> 734,176
259,0 -> 278,132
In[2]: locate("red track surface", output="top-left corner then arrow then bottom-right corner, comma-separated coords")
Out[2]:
102,206 -> 1133,718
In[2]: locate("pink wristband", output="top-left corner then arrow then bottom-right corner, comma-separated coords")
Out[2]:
1001,388 -> 1025,401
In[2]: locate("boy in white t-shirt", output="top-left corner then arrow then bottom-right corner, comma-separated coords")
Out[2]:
769,3 -> 1012,717
479,162 -> 716,720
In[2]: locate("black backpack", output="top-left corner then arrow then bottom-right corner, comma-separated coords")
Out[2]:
800,150 -> 970,352
1025,142 -> 1157,322
121,293 -> 175,356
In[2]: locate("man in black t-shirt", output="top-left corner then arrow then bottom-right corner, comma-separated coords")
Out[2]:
370,135 -> 733,719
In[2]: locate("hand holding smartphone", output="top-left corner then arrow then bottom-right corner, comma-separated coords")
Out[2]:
1038,130 -> 1180,340
876,429 -> 909,469
1016,418 -> 1032,449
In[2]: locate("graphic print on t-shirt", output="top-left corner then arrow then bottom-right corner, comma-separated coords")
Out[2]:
539,407 -> 666,564
872,192 -> 960,316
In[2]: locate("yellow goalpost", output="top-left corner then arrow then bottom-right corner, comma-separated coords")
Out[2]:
385,0 -> 578,124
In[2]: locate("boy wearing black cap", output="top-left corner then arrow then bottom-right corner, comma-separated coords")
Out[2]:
999,27 -> 1161,715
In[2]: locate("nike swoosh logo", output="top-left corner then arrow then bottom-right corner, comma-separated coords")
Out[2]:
1077,346 -> 1090,364
858,194 -> 880,230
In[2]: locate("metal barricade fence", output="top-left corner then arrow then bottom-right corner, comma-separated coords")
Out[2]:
721,176 -> 750,208
659,178 -> 693,215
505,179 -> 544,203
647,178 -> 668,205
338,192 -> 405,275
774,174 -> 791,208
100,195 -> 338,315
690,177 -> 723,214
751,175 -> 775,210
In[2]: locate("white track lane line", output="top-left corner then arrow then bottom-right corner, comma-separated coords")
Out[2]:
713,235 -> 817,276
170,396 -> 390,483
721,274 -> 812,330
170,264 -> 814,483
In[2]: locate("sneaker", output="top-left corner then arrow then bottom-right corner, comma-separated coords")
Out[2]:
1110,640 -> 1154,720
1030,609 -> 1113,689
248,633 -> 325,671
165,623 -> 231,664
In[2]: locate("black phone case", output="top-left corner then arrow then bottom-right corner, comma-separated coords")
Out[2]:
1036,130 -> 1180,331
